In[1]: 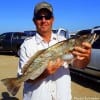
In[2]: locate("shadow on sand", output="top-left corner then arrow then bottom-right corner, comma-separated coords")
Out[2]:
0,92 -> 19,100
71,72 -> 100,93
0,52 -> 18,57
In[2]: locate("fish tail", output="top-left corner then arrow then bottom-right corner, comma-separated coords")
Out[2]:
1,77 -> 21,96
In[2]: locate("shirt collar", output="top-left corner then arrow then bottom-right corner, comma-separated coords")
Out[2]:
35,32 -> 57,44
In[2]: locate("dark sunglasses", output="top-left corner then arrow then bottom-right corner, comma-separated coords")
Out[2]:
35,15 -> 53,20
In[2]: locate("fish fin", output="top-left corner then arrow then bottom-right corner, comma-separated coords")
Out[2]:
1,78 -> 21,96
22,49 -> 46,74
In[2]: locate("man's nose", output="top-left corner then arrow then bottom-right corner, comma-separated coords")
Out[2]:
41,17 -> 46,22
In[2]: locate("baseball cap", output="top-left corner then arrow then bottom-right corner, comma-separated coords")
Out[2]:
34,2 -> 53,17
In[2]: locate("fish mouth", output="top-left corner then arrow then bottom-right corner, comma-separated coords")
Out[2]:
90,33 -> 99,45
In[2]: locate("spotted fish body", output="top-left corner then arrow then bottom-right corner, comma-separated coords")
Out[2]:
1,33 -> 98,96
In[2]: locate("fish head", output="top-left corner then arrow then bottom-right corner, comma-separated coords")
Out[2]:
64,33 -> 98,54
74,33 -> 99,47
62,33 -> 99,62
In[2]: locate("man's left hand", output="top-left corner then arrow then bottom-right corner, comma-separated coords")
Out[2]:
72,42 -> 92,68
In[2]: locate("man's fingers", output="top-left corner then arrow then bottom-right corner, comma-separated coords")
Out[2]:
72,42 -> 92,61
47,58 -> 63,74
82,42 -> 91,49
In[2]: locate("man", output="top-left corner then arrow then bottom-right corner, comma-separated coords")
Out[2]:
18,2 -> 91,100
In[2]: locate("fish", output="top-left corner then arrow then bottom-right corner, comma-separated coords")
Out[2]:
1,33 -> 98,96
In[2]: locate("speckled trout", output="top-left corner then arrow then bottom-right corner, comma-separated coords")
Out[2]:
1,33 -> 98,96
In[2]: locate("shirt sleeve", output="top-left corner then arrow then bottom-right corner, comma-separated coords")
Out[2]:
17,43 -> 30,76
63,62 -> 69,68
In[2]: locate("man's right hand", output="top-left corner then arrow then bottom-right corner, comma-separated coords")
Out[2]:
46,58 -> 64,74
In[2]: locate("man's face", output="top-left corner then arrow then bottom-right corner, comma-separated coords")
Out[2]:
34,9 -> 54,34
